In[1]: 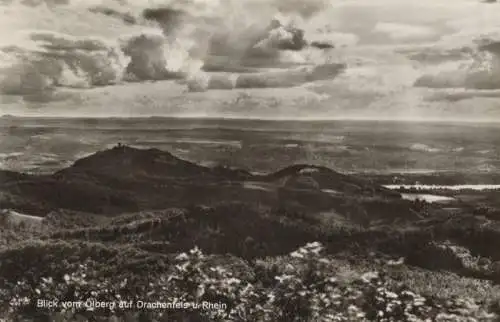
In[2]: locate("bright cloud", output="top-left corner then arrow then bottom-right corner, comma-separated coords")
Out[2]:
373,23 -> 437,41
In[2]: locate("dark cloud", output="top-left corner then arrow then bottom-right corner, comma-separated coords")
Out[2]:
310,41 -> 334,50
142,7 -> 187,32
479,41 -> 500,55
89,6 -> 137,25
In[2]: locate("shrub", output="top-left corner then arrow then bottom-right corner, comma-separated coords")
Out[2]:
1,243 -> 498,321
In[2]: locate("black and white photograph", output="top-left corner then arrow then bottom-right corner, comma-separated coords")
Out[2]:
1,0 -> 500,321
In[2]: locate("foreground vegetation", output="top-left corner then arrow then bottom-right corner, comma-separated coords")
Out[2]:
1,241 -> 499,322
2,204 -> 500,321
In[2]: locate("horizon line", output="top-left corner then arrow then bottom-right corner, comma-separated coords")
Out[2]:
2,114 -> 500,124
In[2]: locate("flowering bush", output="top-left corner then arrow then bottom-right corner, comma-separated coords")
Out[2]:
1,242 -> 498,321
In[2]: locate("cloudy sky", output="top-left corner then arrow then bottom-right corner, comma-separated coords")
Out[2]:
0,0 -> 500,121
